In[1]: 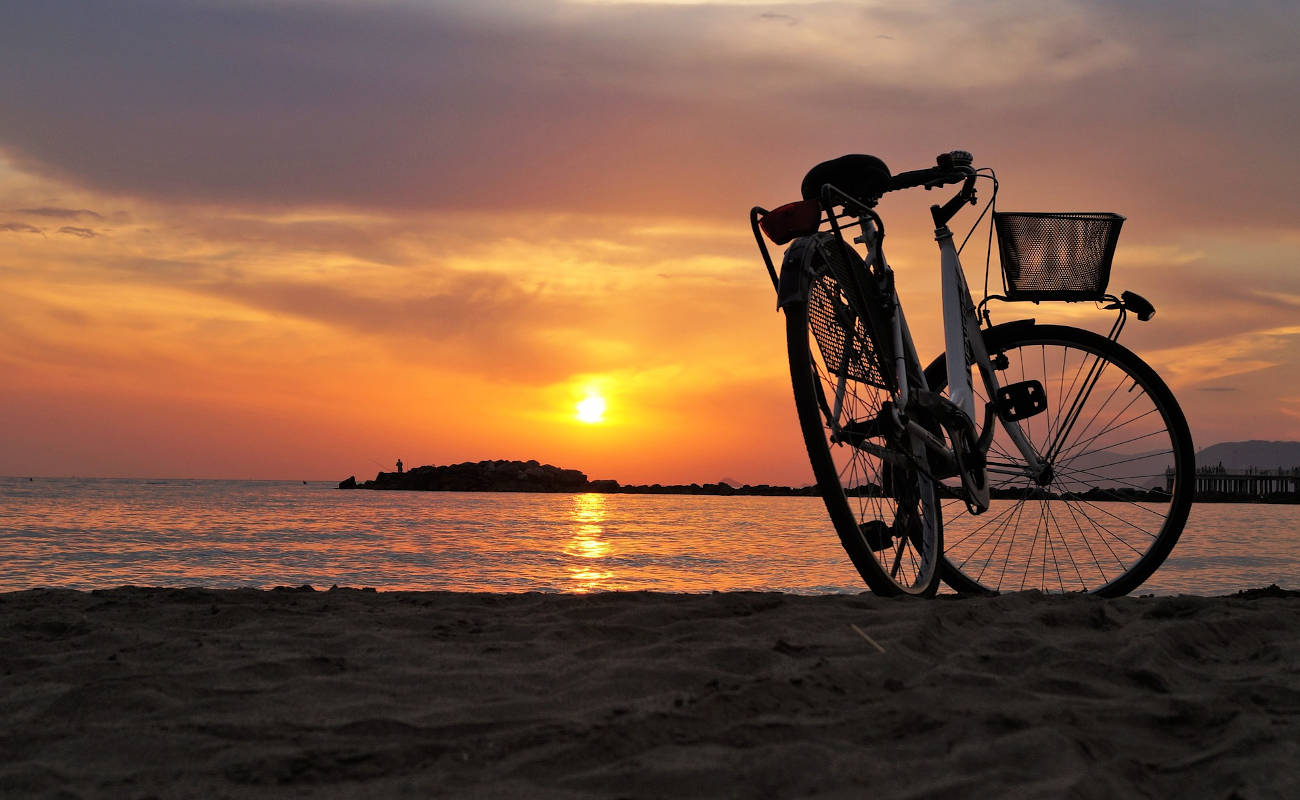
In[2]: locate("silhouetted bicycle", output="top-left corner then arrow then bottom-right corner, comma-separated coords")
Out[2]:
751,151 -> 1194,597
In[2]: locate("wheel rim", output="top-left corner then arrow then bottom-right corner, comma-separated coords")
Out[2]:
800,271 -> 941,594
937,330 -> 1190,595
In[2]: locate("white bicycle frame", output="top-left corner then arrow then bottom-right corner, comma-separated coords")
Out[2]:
855,214 -> 1045,513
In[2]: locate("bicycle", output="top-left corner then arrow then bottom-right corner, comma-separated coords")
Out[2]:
750,151 -> 1194,597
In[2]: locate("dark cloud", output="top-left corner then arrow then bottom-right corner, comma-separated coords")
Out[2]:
57,225 -> 96,238
17,206 -> 102,219
0,0 -> 1294,229
0,0 -> 739,214
1,221 -> 43,234
1198,387 -> 1239,392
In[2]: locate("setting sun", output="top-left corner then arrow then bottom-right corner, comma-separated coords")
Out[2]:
576,395 -> 607,424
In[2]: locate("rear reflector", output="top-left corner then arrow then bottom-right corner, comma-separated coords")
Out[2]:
759,199 -> 821,245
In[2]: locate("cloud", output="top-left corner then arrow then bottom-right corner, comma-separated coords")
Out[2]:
0,0 -> 1293,228
17,206 -> 101,219
178,266 -> 623,383
1149,324 -> 1300,388
1,221 -> 43,234
57,225 -> 96,238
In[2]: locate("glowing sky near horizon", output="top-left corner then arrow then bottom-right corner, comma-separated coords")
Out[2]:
1,0 -> 1298,484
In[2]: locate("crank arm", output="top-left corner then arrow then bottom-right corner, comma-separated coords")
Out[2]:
904,420 -> 958,477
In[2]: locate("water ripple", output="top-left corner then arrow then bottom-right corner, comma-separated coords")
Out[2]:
0,478 -> 1295,594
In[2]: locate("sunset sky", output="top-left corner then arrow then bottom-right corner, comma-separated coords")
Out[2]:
2,0 -> 1298,485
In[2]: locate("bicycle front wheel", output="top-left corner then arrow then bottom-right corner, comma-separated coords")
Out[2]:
927,322 -> 1194,596
784,241 -> 942,596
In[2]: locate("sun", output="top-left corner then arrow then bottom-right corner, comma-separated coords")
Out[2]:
576,394 -> 606,424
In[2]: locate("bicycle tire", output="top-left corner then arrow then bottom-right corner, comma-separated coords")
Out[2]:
926,322 -> 1194,596
784,240 -> 942,596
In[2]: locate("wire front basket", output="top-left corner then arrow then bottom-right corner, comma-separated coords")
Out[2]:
995,212 -> 1124,302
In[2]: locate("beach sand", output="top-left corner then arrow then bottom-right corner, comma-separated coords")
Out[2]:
3,587 -> 1298,798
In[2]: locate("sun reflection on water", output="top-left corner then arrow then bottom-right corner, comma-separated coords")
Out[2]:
565,493 -> 612,592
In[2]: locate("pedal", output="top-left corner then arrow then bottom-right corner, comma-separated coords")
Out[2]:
859,520 -> 893,552
994,380 -> 1047,422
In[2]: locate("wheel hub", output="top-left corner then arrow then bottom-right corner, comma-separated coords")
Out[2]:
1033,463 -> 1055,486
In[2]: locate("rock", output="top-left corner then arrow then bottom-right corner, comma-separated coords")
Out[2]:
338,476 -> 357,489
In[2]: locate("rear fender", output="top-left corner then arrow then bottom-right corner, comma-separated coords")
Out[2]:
776,235 -> 823,310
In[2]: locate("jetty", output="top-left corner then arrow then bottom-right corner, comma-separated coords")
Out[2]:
1174,464 -> 1300,500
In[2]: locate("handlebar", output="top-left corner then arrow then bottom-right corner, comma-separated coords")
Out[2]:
887,150 -> 976,193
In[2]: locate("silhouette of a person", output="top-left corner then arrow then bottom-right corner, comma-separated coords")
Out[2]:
396,458 -> 404,474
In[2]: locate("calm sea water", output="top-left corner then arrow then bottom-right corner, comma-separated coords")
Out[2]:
1,477 -> 1296,595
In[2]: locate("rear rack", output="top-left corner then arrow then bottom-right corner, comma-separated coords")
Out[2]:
750,184 -> 882,292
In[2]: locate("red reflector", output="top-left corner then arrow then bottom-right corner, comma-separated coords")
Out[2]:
759,199 -> 821,245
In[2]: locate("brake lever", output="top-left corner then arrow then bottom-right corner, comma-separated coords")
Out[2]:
961,174 -> 978,204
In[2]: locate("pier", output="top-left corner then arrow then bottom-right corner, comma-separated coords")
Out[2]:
1171,464 -> 1300,499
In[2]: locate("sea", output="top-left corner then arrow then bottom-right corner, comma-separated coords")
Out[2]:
1,477 -> 1296,596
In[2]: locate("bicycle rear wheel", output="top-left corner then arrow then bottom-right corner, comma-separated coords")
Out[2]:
784,239 -> 942,596
926,322 -> 1194,596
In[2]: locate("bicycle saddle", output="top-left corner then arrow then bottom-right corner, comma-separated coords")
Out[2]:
801,154 -> 892,205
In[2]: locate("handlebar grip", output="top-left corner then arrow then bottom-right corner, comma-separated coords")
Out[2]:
886,166 -> 972,193
887,168 -> 943,191
887,151 -> 975,193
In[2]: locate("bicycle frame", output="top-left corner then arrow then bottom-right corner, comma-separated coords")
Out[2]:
829,190 -> 1045,515
936,214 -> 1046,501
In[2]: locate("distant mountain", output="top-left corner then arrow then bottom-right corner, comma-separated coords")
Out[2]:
1195,441 -> 1300,470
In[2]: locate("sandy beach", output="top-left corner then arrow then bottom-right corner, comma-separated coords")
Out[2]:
2,586 -> 1297,798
